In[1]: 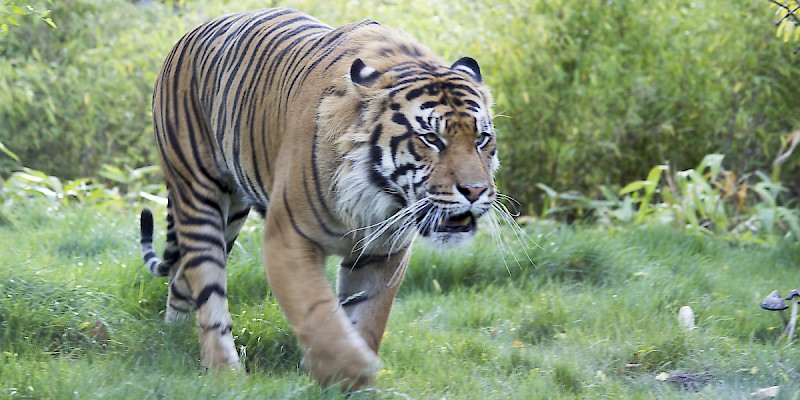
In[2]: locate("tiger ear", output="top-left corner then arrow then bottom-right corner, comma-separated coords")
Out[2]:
350,58 -> 382,88
451,57 -> 482,83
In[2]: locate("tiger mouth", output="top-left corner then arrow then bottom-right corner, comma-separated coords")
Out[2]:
417,212 -> 476,235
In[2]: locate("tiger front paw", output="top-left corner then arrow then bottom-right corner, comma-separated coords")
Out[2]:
303,338 -> 381,390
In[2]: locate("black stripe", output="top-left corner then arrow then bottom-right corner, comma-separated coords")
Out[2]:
163,248 -> 179,263
183,254 -> 225,270
199,14 -> 269,111
339,293 -> 369,308
296,20 -> 380,85
226,16 -> 307,195
302,170 -> 344,237
140,208 -> 155,240
168,303 -> 192,313
181,231 -> 226,249
419,101 -> 441,110
390,163 -> 422,182
261,17 -> 324,92
274,28 -> 325,95
155,263 -> 171,277
405,87 -> 424,101
214,13 -> 296,139
368,124 -> 390,190
226,237 -> 239,254
199,322 -> 233,334
182,90 -> 226,190
227,208 -> 250,224
158,38 -> 199,186
179,214 -> 223,232
195,284 -> 226,309
310,131 -> 340,227
407,136 -> 424,162
282,190 -> 323,249
340,251 -> 402,270
441,82 -> 479,97
170,282 -> 192,302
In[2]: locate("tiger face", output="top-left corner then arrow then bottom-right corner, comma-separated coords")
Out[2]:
339,57 -> 497,247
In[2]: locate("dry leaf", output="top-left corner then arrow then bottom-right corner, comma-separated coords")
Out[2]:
87,320 -> 109,342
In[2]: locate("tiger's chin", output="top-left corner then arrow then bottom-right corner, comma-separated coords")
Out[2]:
417,211 -> 479,248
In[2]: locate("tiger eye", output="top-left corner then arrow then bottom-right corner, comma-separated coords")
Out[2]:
422,132 -> 440,144
477,132 -> 492,147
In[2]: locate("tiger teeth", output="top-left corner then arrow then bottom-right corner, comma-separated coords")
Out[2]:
450,216 -> 471,226
442,214 -> 472,227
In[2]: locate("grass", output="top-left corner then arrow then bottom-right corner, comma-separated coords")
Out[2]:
1,202 -> 800,399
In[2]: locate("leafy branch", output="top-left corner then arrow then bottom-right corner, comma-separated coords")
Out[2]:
0,1 -> 56,34
769,0 -> 800,52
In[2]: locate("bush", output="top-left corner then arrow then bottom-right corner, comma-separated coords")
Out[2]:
487,0 -> 800,213
0,0 -> 798,213
0,0 -> 187,177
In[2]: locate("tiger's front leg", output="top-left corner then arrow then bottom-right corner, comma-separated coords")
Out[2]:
337,249 -> 411,353
262,210 -> 380,389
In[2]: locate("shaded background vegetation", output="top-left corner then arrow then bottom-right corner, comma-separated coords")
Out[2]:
0,0 -> 798,214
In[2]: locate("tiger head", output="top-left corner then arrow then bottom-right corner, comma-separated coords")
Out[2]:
329,50 -> 498,248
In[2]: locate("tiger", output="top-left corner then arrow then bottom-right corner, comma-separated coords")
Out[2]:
139,7 -> 498,389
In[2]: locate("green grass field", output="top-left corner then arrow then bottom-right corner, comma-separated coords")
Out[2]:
1,202 -> 799,399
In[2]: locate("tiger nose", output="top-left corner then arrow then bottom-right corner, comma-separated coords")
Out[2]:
456,183 -> 488,203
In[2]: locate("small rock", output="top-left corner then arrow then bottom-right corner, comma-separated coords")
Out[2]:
678,306 -> 695,330
665,370 -> 715,391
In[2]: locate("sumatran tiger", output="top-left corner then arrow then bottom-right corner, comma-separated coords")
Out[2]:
139,7 -> 499,389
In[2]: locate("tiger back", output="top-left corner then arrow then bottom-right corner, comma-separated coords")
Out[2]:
140,7 -> 498,389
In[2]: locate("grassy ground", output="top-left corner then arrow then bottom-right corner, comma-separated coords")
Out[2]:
1,202 -> 800,399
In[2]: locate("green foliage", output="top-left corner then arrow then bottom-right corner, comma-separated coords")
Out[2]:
0,163 -> 166,220
0,0 -> 186,178
500,0 -> 800,213
542,154 -> 800,241
0,1 -> 55,34
771,0 -> 800,44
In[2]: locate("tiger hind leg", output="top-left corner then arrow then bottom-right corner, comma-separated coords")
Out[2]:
224,195 -> 251,257
147,181 -> 242,369
180,189 -> 241,369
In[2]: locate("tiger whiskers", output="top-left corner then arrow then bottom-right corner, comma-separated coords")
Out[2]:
387,244 -> 413,288
354,198 -> 427,248
345,198 -> 429,268
484,194 -> 539,274
483,211 -> 514,275
386,208 -> 421,255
